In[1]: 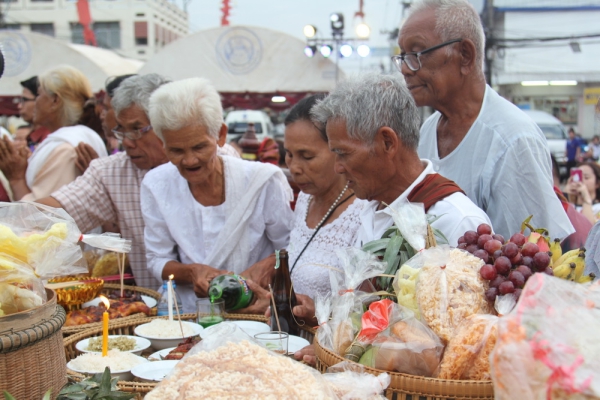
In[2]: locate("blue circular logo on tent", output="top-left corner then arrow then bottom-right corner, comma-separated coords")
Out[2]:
0,31 -> 32,77
216,27 -> 262,75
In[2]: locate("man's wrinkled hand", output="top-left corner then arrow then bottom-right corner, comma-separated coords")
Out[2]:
75,142 -> 100,173
240,254 -> 276,289
292,293 -> 317,326
294,344 -> 316,366
190,264 -> 228,298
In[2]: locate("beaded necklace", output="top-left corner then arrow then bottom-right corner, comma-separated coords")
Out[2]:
305,181 -> 349,231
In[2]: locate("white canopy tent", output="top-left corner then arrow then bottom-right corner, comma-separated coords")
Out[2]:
140,25 -> 342,101
0,30 -> 142,95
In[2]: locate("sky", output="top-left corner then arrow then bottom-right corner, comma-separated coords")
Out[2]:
180,0 -> 484,74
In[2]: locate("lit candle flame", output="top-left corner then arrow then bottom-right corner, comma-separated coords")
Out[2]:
100,295 -> 110,310
169,274 -> 174,280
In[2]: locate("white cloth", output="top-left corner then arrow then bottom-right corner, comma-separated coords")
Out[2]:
418,85 -> 574,240
289,192 -> 366,298
355,160 -> 492,247
26,125 -> 107,187
575,203 -> 600,221
141,156 -> 294,313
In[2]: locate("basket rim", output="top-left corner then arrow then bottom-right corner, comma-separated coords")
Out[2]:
1,305 -> 66,353
313,334 -> 494,397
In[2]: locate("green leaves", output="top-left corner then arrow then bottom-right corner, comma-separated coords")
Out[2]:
57,367 -> 134,400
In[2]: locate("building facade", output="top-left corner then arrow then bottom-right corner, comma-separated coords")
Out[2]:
1,0 -> 188,61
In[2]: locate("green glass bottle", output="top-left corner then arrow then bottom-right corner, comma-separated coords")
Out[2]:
208,274 -> 253,311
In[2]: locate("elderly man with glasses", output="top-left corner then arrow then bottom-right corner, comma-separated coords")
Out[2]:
393,0 -> 573,240
35,74 -> 238,289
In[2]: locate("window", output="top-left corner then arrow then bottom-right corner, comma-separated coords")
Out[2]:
30,23 -> 55,37
136,13 -> 145,17
134,21 -> 147,46
2,24 -> 21,30
135,37 -> 148,45
71,21 -> 121,49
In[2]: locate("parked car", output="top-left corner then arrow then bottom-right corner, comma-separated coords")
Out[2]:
522,110 -> 568,177
225,110 -> 274,143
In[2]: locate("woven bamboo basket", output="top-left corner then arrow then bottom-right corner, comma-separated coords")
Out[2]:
48,276 -> 105,311
314,330 -> 494,399
0,289 -> 68,399
61,284 -> 161,337
64,313 -> 270,396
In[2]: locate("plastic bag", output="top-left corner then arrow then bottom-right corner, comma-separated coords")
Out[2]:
438,314 -> 498,380
491,273 -> 600,399
315,293 -> 334,351
385,197 -> 427,251
327,248 -> 387,355
147,322 -> 338,399
0,253 -> 45,316
358,304 -> 444,377
0,202 -> 130,279
415,246 -> 493,343
324,361 -> 390,400
393,253 -> 427,318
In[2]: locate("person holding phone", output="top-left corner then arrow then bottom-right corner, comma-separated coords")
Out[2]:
566,162 -> 600,224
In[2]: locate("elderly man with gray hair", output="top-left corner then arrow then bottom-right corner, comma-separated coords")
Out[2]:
395,0 -> 573,240
311,72 -> 491,246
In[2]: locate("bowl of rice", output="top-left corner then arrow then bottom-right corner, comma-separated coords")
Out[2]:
134,320 -> 203,350
67,349 -> 148,381
76,335 -> 152,356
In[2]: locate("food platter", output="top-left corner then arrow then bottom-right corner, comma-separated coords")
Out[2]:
148,347 -> 176,361
66,353 -> 148,381
83,295 -> 158,309
75,335 -> 151,356
227,320 -> 270,337
131,360 -> 179,382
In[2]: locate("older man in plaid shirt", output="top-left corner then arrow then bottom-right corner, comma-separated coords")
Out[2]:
37,74 -> 239,289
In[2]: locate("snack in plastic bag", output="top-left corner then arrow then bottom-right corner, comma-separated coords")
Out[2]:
325,361 -> 390,400
315,293 -> 334,352
327,248 -> 386,355
393,263 -> 422,318
146,322 -> 337,399
358,305 -> 444,377
438,314 -> 498,380
92,252 -> 129,277
491,274 -> 600,399
0,253 -> 46,315
416,246 -> 493,343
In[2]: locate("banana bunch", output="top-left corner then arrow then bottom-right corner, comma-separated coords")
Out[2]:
550,245 -> 592,283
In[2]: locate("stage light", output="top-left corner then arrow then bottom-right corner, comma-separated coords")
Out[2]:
355,23 -> 370,39
320,44 -> 333,58
340,44 -> 353,57
330,13 -> 344,35
304,45 -> 317,57
271,96 -> 286,103
303,25 -> 317,38
357,44 -> 370,57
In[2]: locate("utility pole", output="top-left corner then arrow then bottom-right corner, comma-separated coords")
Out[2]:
483,0 -> 495,85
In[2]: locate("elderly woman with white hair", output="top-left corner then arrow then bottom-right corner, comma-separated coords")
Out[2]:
140,78 -> 294,313
0,65 -> 107,200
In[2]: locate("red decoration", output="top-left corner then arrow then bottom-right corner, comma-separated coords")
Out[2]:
77,0 -> 97,46
221,0 -> 231,27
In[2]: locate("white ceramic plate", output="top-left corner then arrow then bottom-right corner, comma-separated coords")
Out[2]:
229,320 -> 271,338
287,335 -> 310,353
67,354 -> 148,381
147,347 -> 176,361
131,360 -> 179,382
76,335 -> 151,356
82,295 -> 157,309
134,321 -> 203,350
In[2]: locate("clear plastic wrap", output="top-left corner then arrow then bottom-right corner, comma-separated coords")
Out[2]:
327,248 -> 387,355
325,361 -> 390,400
415,246 -> 493,343
491,273 -> 600,399
147,322 -> 376,399
438,314 -> 498,380
385,197 -> 427,251
392,253 -> 426,318
0,203 -> 131,279
0,253 -> 45,316
356,302 -> 444,377
315,293 -> 333,351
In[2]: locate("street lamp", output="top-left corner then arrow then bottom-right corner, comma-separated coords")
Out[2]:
302,12 -> 371,82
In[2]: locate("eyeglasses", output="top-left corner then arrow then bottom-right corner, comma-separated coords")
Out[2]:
14,96 -> 36,105
391,38 -> 462,72
111,125 -> 153,141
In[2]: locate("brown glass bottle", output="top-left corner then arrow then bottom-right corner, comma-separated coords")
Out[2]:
270,249 -> 300,336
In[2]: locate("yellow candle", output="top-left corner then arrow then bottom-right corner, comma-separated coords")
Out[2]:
100,295 -> 110,357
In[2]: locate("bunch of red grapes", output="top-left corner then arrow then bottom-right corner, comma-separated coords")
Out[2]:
458,223 -> 553,303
